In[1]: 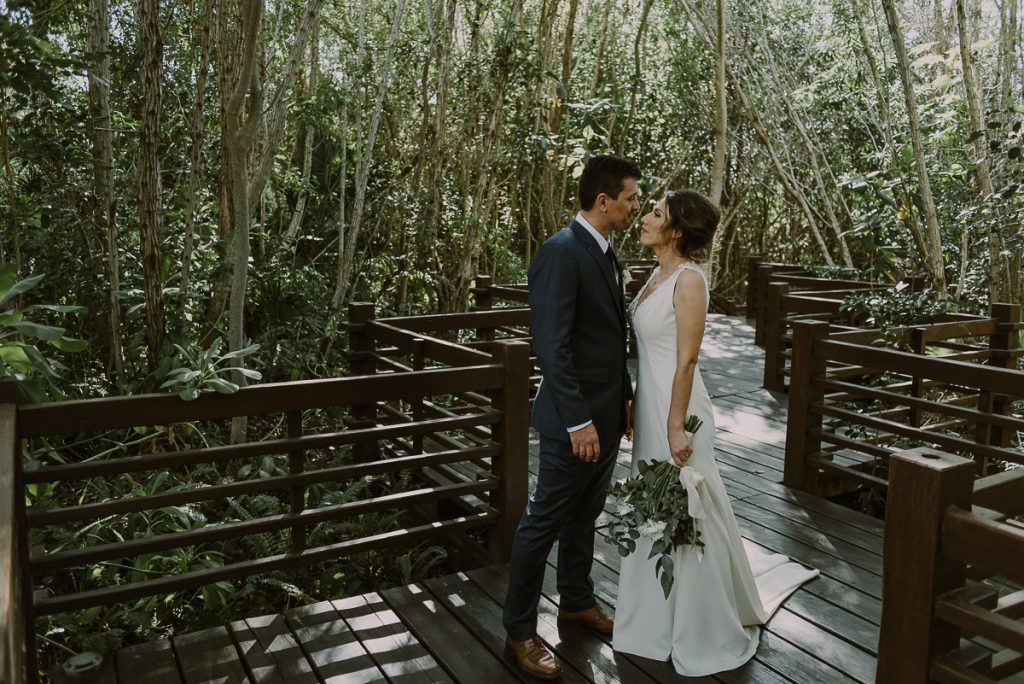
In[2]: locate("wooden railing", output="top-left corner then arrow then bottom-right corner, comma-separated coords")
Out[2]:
473,260 -> 655,360
877,447 -> 1024,682
1,382 -> 23,684
5,299 -> 534,682
783,305 -> 1024,498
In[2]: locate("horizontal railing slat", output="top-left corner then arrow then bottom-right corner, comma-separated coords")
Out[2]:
935,595 -> 1024,655
375,308 -> 530,333
814,404 -> 1023,464
942,507 -> 1024,586
808,456 -> 889,491
365,322 -> 493,365
27,445 -> 499,526
30,479 -> 499,574
32,512 -> 496,616
816,378 -> 1024,433
19,365 -> 503,437
23,412 -> 500,484
816,339 -> 1024,397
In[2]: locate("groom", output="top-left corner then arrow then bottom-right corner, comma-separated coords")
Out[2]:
504,154 -> 640,679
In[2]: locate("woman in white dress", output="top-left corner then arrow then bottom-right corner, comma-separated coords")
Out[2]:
612,190 -> 817,676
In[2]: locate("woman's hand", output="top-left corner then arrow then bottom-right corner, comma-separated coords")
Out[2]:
625,401 -> 635,441
668,427 -> 692,467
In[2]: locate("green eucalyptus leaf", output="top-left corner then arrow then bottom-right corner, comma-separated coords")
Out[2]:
0,271 -> 45,308
8,321 -> 64,340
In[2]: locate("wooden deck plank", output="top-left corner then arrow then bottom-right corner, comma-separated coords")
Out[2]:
105,312 -> 894,684
765,610 -> 876,683
237,613 -> 318,683
424,572 -> 598,683
172,626 -> 248,684
331,592 -> 453,684
731,499 -> 883,574
380,582 -> 520,684
741,493 -> 882,555
539,557 -> 797,684
284,599 -> 386,684
468,564 -> 668,684
731,515 -> 883,597
116,639 -> 181,684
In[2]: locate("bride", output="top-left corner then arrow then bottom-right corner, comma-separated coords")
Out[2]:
612,190 -> 817,676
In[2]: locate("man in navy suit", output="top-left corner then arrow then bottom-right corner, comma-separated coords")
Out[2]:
504,155 -> 640,679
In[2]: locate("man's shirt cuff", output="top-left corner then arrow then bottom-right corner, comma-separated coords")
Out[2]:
567,420 -> 593,433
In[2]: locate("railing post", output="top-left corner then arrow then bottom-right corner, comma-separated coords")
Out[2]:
753,263 -> 774,346
876,447 -> 974,684
763,281 -> 789,391
0,380 -> 31,684
745,256 -> 761,320
980,303 -> 1020,453
909,327 -> 927,428
411,338 -> 426,455
472,274 -> 493,312
784,320 -> 829,493
287,410 -> 305,552
489,341 -> 530,564
472,275 -> 495,349
347,302 -> 378,463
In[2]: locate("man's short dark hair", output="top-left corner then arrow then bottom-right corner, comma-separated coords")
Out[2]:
578,154 -> 642,210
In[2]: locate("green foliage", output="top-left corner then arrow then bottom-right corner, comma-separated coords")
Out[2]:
0,266 -> 87,401
840,283 -> 956,338
159,340 -> 262,400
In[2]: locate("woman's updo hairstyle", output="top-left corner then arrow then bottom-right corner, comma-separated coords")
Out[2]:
664,189 -> 719,263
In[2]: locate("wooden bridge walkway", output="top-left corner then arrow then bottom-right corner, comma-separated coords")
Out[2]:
93,315 -> 884,683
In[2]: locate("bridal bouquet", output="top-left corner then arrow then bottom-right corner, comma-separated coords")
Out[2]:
606,414 -> 706,599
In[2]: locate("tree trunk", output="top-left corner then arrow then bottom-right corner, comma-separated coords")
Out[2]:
206,0 -> 237,334
588,0 -> 613,99
283,21 -> 319,250
881,0 -> 948,294
0,106 -> 15,272
955,0 -> 999,301
709,0 -> 726,206
139,0 -> 167,379
680,0 -> 834,265
754,34 -> 853,267
331,0 -> 407,313
621,0 -> 655,150
181,0 -> 214,314
88,0 -> 125,385
449,0 -> 524,310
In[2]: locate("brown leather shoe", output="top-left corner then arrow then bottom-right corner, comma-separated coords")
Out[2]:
557,605 -> 614,634
506,635 -> 562,680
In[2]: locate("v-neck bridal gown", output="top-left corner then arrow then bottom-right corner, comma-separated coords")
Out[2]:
612,262 -> 818,676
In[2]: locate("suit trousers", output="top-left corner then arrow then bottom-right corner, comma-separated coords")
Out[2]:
503,431 -> 622,641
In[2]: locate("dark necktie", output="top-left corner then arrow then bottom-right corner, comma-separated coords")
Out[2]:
605,246 -> 619,282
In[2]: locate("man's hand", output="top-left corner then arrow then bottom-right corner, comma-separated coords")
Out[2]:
569,424 -> 601,462
667,427 -> 692,467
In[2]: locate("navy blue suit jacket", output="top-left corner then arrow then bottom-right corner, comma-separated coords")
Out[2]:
528,220 -> 633,445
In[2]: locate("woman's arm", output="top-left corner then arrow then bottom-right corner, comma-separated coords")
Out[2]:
667,269 -> 708,466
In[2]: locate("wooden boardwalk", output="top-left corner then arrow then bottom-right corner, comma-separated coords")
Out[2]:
99,315 -> 884,683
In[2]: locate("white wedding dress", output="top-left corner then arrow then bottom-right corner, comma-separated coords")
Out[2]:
612,262 -> 818,676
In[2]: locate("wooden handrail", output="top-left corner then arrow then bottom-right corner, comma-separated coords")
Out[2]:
941,507 -> 1024,586
784,303 -> 1024,497
815,339 -> 1023,397
875,449 -> 1024,682
18,364 -> 502,437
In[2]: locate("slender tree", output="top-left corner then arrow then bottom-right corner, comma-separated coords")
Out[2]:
87,0 -> 124,385
881,0 -> 948,293
139,0 -> 167,378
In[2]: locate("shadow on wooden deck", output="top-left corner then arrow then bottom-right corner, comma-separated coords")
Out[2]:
91,316 -> 883,683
